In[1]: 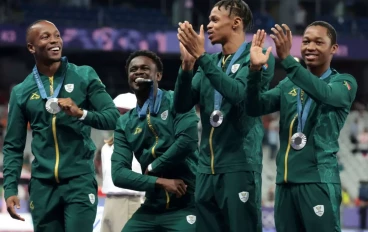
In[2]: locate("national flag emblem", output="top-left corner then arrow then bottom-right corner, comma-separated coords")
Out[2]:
343,81 -> 351,90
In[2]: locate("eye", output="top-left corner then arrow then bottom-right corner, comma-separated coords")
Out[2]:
316,41 -> 323,45
42,35 -> 49,39
302,40 -> 309,45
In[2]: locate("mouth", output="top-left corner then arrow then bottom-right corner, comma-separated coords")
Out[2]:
48,46 -> 61,55
304,54 -> 318,61
207,31 -> 214,39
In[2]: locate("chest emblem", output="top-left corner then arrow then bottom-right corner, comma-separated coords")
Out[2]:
161,110 -> 168,120
64,84 -> 74,93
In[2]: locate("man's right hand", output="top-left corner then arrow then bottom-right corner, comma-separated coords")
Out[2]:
179,33 -> 195,71
6,196 -> 25,221
156,178 -> 187,198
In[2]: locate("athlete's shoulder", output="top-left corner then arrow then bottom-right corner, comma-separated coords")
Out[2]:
68,63 -> 100,80
331,70 -> 357,83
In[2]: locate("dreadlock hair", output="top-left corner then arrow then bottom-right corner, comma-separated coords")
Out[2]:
26,19 -> 50,43
305,21 -> 337,45
125,50 -> 163,74
214,0 -> 253,32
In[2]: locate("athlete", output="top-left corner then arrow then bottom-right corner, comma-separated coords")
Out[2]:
246,21 -> 357,231
3,20 -> 119,232
174,0 -> 275,231
111,50 -> 198,232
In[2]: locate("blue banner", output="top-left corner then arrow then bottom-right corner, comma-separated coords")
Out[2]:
0,24 -> 365,60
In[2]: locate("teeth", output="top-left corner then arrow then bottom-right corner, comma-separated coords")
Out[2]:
51,47 -> 59,51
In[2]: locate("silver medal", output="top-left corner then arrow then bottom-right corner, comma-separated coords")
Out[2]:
45,98 -> 61,114
210,110 -> 224,127
290,132 -> 307,150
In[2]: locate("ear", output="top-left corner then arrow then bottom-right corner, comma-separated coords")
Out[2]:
331,44 -> 338,55
156,72 -> 162,82
27,43 -> 35,54
232,16 -> 242,30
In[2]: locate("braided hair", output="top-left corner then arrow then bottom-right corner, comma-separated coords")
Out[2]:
214,0 -> 253,32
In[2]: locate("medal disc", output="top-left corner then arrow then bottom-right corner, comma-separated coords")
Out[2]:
290,132 -> 307,150
210,110 -> 224,127
45,98 -> 61,114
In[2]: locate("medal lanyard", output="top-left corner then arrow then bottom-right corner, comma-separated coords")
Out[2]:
296,68 -> 332,132
33,56 -> 68,100
213,42 -> 247,112
136,85 -> 163,119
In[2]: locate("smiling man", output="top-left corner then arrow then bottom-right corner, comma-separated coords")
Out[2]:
111,50 -> 199,232
173,0 -> 275,231
246,21 -> 358,231
2,20 -> 119,232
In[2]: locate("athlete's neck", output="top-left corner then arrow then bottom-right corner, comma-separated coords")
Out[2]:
222,33 -> 245,55
36,60 -> 61,77
307,63 -> 330,78
136,86 -> 158,108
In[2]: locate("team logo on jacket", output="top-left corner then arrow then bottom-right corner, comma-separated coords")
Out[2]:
313,205 -> 324,216
231,64 -> 240,73
238,191 -> 249,203
64,84 -> 74,93
186,215 -> 196,224
89,193 -> 95,204
161,110 -> 168,120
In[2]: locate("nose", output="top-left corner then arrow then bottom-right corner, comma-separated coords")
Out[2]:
307,42 -> 316,51
207,22 -> 212,30
50,35 -> 60,44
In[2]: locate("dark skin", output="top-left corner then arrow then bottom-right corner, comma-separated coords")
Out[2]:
127,55 -> 187,197
26,20 -> 83,118
177,6 -> 270,71
269,24 -> 338,77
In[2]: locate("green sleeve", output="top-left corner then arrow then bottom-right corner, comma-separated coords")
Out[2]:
173,67 -> 201,113
281,55 -> 358,108
246,71 -> 281,117
2,88 -> 27,200
111,117 -> 158,192
150,107 -> 199,173
197,53 -> 275,105
82,67 -> 120,130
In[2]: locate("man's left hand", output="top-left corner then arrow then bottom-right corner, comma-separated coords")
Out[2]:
270,24 -> 292,60
58,98 -> 83,118
177,21 -> 206,59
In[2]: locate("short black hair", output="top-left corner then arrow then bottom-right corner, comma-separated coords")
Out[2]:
214,0 -> 253,31
26,19 -> 49,43
305,21 -> 337,45
125,50 -> 163,73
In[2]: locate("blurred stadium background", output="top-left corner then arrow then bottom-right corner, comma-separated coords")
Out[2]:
0,0 -> 368,231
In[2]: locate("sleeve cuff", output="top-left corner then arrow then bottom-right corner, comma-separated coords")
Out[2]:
147,176 -> 159,191
78,109 -> 88,121
4,189 -> 18,201
280,55 -> 298,69
196,53 -> 212,68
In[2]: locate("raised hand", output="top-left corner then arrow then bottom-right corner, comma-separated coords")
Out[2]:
177,21 -> 205,59
250,29 -> 272,71
270,24 -> 292,60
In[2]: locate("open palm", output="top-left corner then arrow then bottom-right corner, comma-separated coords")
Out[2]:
250,30 -> 272,67
179,42 -> 195,62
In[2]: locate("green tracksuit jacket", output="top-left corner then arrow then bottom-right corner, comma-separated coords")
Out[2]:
3,59 -> 119,200
111,90 -> 198,211
246,55 -> 357,184
174,43 -> 275,174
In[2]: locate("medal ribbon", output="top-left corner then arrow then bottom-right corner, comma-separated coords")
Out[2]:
136,84 -> 163,119
33,56 -> 68,100
296,68 -> 332,132
214,42 -> 247,111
